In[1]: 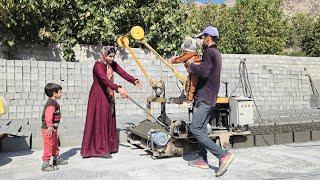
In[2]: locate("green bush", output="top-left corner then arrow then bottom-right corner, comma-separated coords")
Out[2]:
0,0 -> 319,61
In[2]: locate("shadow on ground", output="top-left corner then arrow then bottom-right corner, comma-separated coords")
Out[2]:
0,150 -> 33,167
60,147 -> 81,160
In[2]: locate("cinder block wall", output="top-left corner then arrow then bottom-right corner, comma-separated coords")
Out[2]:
0,44 -> 320,148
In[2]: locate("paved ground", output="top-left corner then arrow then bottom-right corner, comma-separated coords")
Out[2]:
1,141 -> 320,180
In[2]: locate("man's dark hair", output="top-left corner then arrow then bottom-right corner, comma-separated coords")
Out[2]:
45,83 -> 62,97
204,34 -> 219,43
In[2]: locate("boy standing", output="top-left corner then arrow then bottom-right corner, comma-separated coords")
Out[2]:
41,83 -> 68,171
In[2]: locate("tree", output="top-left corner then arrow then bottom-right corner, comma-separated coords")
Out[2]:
0,0 -> 189,61
302,17 -> 320,57
285,13 -> 315,56
0,0 -> 42,46
183,0 -> 289,55
226,0 -> 288,54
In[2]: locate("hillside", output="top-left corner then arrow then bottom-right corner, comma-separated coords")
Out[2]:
224,0 -> 320,16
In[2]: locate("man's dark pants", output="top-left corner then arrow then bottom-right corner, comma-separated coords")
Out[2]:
190,101 -> 226,161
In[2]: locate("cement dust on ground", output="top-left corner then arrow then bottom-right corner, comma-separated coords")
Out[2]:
1,141 -> 320,180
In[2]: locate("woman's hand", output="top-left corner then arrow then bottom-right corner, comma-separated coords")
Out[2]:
134,80 -> 143,89
117,87 -> 128,98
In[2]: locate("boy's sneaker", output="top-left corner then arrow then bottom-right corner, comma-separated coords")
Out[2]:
42,164 -> 58,172
216,152 -> 234,177
53,157 -> 68,166
188,158 -> 209,169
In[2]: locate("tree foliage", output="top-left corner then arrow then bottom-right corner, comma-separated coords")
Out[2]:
184,0 -> 289,55
301,17 -> 320,57
0,0 -> 188,61
0,0 -> 319,61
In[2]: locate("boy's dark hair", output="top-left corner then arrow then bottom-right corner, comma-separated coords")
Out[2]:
44,83 -> 62,97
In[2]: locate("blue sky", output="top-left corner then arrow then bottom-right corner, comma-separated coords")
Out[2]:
195,0 -> 225,3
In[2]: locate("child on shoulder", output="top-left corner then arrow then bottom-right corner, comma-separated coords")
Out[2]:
169,36 -> 201,105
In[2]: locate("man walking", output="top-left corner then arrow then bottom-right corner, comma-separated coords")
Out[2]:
186,26 -> 234,177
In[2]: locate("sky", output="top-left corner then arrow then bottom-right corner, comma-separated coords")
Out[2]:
195,0 -> 225,3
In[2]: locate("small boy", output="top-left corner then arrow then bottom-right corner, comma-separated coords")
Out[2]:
41,83 -> 68,171
169,36 -> 201,104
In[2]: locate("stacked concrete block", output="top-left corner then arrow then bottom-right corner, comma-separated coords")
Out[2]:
1,47 -> 320,148
0,60 -> 6,93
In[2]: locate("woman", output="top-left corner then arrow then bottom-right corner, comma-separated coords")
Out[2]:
81,46 -> 142,158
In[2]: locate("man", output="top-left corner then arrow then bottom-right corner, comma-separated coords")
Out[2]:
185,26 -> 234,177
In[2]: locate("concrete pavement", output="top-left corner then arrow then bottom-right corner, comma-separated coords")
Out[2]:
1,141 -> 320,180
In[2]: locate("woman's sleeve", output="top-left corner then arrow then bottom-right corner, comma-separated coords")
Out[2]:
112,62 -> 137,84
94,63 -> 120,90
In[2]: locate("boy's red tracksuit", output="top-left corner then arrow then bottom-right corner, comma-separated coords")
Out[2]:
41,99 -> 61,161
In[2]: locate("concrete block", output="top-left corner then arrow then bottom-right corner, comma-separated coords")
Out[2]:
37,61 -> 45,68
15,86 -> 23,92
293,131 -> 311,143
67,62 -> 75,69
0,66 -> 6,73
45,61 -> 53,68
23,66 -> 30,73
231,135 -> 254,149
22,60 -> 30,67
6,60 -> 14,67
275,132 -> 293,145
0,85 -> 6,93
53,62 -> 60,68
7,86 -> 15,92
254,134 -> 275,147
45,68 -> 53,74
7,67 -> 14,73
9,112 -> 17,119
30,61 -> 37,67
58,128 -> 83,147
32,112 -> 40,118
31,133 -> 42,150
14,60 -> 23,67
24,112 -> 31,118
23,73 -> 31,79
17,112 -> 25,119
2,135 -> 32,152
0,59 -> 6,66
14,66 -> 22,73
0,73 -> 6,79
15,73 -> 22,80
60,63 -> 67,68
31,67 -> 38,74
0,113 -> 9,119
311,130 -> 320,141
15,80 -> 23,86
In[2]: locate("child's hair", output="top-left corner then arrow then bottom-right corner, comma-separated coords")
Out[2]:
181,36 -> 199,52
44,83 -> 62,97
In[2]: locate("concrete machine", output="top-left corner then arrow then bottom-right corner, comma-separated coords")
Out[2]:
117,26 -> 252,158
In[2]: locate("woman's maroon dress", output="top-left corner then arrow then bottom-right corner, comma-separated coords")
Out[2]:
80,61 -> 136,157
